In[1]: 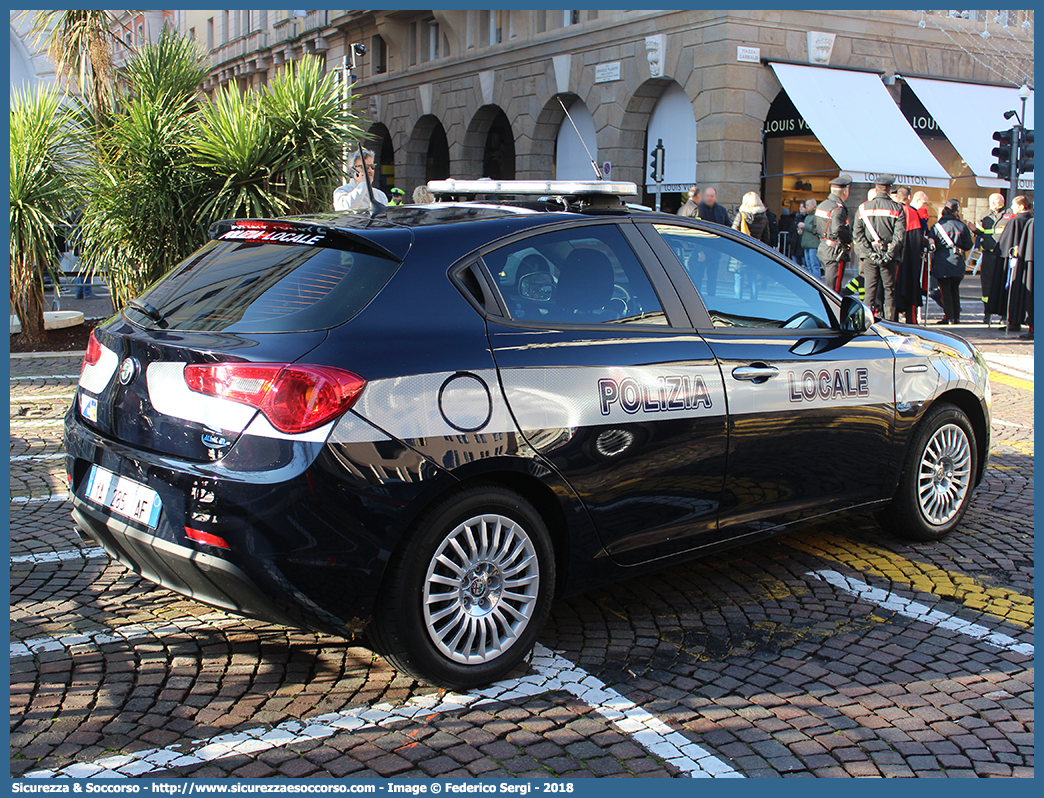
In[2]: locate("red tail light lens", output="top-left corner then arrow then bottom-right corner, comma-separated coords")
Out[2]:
183,363 -> 365,434
184,527 -> 231,550
82,330 -> 102,373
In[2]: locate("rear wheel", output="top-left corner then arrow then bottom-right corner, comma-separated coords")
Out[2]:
370,485 -> 555,689
878,403 -> 977,541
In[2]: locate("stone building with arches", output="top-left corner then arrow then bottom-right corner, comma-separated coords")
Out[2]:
186,9 -> 1034,217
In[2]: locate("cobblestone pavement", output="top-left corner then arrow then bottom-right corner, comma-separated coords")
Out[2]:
10,326 -> 1033,779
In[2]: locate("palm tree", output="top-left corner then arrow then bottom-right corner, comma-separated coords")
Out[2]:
9,86 -> 77,347
76,29 -> 209,309
19,10 -> 122,121
195,55 -> 363,223
260,55 -> 364,215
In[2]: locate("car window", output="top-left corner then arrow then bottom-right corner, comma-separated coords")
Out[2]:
481,225 -> 668,326
653,224 -> 834,330
126,240 -> 401,333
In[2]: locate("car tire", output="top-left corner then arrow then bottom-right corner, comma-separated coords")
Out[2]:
878,403 -> 977,542
370,485 -> 555,689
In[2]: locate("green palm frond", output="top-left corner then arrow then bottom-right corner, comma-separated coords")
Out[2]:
10,85 -> 78,342
194,85 -> 291,222
259,56 -> 365,214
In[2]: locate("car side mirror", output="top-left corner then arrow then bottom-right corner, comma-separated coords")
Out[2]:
840,295 -> 873,333
518,271 -> 554,302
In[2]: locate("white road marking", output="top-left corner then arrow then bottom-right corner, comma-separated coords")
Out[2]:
809,570 -> 1034,657
10,419 -> 66,428
9,374 -> 81,381
10,494 -> 70,504
983,354 -> 1033,382
10,453 -> 65,462
12,619 -> 197,659
991,418 -> 1032,429
10,394 -> 76,402
12,547 -> 106,565
21,643 -> 741,778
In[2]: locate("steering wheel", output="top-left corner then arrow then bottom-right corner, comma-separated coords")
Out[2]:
782,311 -> 822,329
610,284 -> 632,316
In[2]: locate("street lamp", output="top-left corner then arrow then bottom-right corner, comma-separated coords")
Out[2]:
341,43 -> 368,181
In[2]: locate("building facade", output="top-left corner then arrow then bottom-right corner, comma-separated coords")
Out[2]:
190,9 -> 1033,220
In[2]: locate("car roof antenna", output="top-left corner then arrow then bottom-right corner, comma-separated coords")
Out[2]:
558,96 -> 602,181
356,140 -> 387,216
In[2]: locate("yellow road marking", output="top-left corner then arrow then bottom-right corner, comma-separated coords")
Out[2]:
787,531 -> 1033,629
993,439 -> 1034,457
990,372 -> 1034,392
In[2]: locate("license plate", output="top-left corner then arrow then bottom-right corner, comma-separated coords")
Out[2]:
84,465 -> 163,528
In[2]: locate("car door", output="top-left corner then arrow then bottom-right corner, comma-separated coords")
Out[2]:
640,221 -> 897,534
473,220 -> 729,565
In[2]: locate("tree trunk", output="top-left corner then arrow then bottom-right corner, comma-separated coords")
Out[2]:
13,261 -> 48,349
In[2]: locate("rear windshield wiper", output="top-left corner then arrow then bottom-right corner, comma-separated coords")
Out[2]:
128,297 -> 165,323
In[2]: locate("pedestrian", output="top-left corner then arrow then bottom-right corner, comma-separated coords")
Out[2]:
697,187 -> 731,227
798,198 -> 821,279
731,191 -> 770,298
853,175 -> 906,321
1010,215 -> 1033,339
891,186 -> 926,324
412,185 -> 435,204
988,196 -> 1033,334
731,191 -> 771,244
333,149 -> 389,211
970,193 -> 1007,325
814,173 -> 853,293
928,199 -> 973,325
68,208 -> 92,300
677,186 -> 700,218
388,187 -> 406,206
768,207 -> 781,251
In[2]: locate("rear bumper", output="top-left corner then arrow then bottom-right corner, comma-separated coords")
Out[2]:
72,500 -> 301,628
63,411 -> 407,639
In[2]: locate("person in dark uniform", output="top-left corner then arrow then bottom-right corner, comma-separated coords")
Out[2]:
993,196 -> 1034,334
815,173 -> 853,293
853,175 -> 906,321
970,193 -> 1007,325
985,196 -> 1032,330
928,199 -> 973,325
891,186 -> 926,324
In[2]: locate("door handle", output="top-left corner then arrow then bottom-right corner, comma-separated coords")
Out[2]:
732,365 -> 779,382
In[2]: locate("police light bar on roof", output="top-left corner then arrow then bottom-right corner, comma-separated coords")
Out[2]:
427,179 -> 638,196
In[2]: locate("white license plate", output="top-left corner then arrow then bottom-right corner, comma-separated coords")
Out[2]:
84,466 -> 163,528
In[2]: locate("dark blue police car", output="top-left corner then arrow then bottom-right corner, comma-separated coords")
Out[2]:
65,180 -> 991,688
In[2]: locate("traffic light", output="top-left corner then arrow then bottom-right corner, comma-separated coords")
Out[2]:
649,138 -> 665,183
1017,128 -> 1034,174
990,128 -> 1014,178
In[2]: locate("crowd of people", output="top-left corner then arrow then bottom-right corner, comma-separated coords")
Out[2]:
332,154 -> 1033,337
676,178 -> 1033,337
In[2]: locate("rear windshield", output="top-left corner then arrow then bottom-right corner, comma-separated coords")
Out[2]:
126,240 -> 401,332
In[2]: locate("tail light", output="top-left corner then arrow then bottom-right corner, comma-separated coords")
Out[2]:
81,330 -> 102,375
183,363 -> 365,434
185,527 -> 231,550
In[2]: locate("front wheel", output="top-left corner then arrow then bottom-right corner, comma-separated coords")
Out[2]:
878,403 -> 977,541
370,485 -> 555,689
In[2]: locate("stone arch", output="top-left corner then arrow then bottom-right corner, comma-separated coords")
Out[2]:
611,77 -> 689,192
404,114 -> 451,193
365,122 -> 396,194
460,104 -> 515,180
527,93 -> 601,181
10,24 -> 40,95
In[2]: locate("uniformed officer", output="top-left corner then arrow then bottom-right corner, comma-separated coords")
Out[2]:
388,187 -> 406,206
853,175 -> 906,321
971,193 -> 1007,324
815,173 -> 853,293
